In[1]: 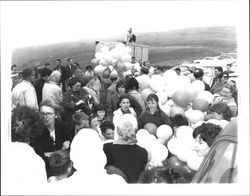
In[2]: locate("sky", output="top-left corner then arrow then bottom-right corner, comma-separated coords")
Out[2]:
0,1 -> 246,49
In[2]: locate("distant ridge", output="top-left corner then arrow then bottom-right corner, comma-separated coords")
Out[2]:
12,26 -> 236,70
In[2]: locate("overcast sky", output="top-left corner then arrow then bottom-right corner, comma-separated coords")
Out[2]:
1,1 -> 247,49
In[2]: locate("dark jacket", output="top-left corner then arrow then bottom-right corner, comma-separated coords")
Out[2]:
138,108 -> 172,129
34,78 -> 46,105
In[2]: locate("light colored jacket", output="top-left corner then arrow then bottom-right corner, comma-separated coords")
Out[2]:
11,80 -> 38,109
42,82 -> 63,103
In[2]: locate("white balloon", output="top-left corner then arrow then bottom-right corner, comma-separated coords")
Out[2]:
156,125 -> 173,144
176,126 -> 193,142
95,52 -> 104,60
121,54 -> 132,63
94,65 -> 107,76
196,91 -> 214,104
150,75 -> 165,92
219,120 -> 229,129
100,45 -> 109,53
193,120 -> 206,129
148,142 -> 169,162
156,91 -> 168,105
207,119 -> 220,126
187,110 -> 205,125
187,153 -> 204,171
99,59 -> 109,66
167,137 -> 180,155
176,145 -> 195,163
163,69 -> 178,85
159,104 -> 171,117
136,75 -> 151,91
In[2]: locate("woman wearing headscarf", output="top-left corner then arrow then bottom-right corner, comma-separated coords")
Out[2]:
48,128 -> 125,194
103,119 -> 148,183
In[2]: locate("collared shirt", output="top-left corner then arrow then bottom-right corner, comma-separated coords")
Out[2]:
11,80 -> 38,109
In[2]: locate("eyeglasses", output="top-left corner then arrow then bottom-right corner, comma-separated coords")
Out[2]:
40,112 -> 55,117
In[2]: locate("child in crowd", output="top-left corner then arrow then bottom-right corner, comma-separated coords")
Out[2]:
95,104 -> 107,123
100,121 -> 115,143
47,150 -> 74,183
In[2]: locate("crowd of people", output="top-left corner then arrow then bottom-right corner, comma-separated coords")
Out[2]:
8,55 -> 238,193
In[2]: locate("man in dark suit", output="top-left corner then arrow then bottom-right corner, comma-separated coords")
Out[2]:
61,58 -> 77,92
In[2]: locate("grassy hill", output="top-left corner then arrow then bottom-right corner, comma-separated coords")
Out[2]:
12,26 -> 236,70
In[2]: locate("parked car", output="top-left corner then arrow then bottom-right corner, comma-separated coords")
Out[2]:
192,118 -> 238,183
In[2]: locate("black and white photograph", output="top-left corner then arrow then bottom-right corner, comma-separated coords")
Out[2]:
1,0 -> 249,195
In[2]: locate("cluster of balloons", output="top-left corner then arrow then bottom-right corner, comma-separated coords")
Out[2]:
136,125 -> 173,168
92,43 -> 134,76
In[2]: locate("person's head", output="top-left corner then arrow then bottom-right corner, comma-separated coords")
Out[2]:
207,103 -> 232,121
128,28 -> 132,33
141,66 -> 149,75
11,64 -> 17,71
126,77 -> 139,91
86,65 -> 93,72
138,167 -> 182,183
226,64 -> 232,72
67,58 -> 74,65
118,94 -> 131,112
40,68 -> 52,80
45,63 -> 50,68
175,67 -> 181,75
143,61 -> 150,68
73,67 -> 83,78
116,79 -> 127,94
221,71 -> 229,83
11,106 -> 44,143
193,68 -> 204,80
39,99 -> 62,127
67,76 -> 82,92
22,68 -> 35,83
56,59 -> 61,66
89,113 -> 99,131
48,150 -> 73,179
117,120 -> 137,143
100,121 -> 115,140
193,122 -> 222,156
146,93 -> 159,112
102,68 -> 111,79
154,66 -> 163,74
214,66 -> 223,77
131,56 -> 137,63
74,62 -> 80,67
171,114 -> 189,133
72,111 -> 89,134
95,104 -> 106,121
220,82 -> 237,100
47,70 -> 61,84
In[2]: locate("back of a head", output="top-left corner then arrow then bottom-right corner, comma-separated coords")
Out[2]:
126,77 -> 139,90
209,102 -> 232,121
215,66 -> 223,73
22,68 -> 33,79
117,116 -> 138,142
11,106 -> 44,143
193,68 -> 204,79
47,70 -> 61,83
40,68 -> 52,78
70,129 -> 106,172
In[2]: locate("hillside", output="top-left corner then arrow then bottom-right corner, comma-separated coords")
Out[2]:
12,26 -> 237,70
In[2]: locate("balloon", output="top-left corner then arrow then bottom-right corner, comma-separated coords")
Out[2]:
163,69 -> 178,85
167,137 -> 180,155
207,119 -> 220,126
144,123 -> 158,136
95,52 -> 104,60
93,65 -> 107,76
99,59 -> 109,66
156,91 -> 168,105
219,120 -> 229,129
116,61 -> 126,72
187,153 -> 204,171
149,142 -> 169,162
159,103 -> 171,117
141,88 -> 156,102
164,84 -> 178,98
176,145 -> 194,163
124,46 -> 132,54
121,54 -> 131,63
167,155 -> 185,174
100,45 -> 109,53
193,120 -> 206,129
136,75 -> 151,91
156,125 -> 173,144
90,58 -> 99,65
150,75 -> 165,92
187,110 -> 205,125
136,129 -> 150,141
179,163 -> 196,182
197,91 -> 214,104
187,80 -> 205,101
170,105 -> 185,118
192,99 -> 209,112
172,91 -> 190,109
175,125 -> 193,144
